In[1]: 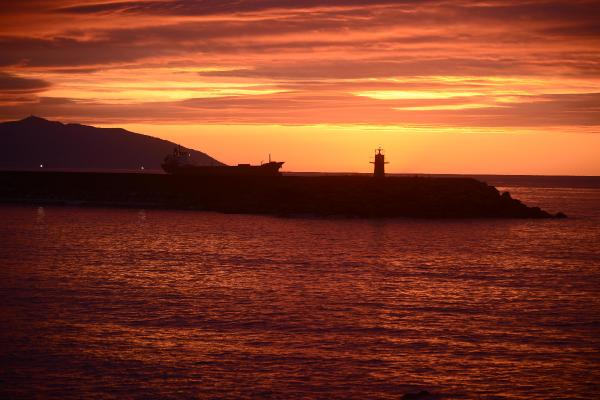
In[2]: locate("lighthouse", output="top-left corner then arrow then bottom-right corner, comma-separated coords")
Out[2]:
370,147 -> 389,178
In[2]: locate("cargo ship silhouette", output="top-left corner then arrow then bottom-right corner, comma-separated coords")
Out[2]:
162,146 -> 284,176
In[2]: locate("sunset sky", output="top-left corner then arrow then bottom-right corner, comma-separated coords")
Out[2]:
1,0 -> 599,174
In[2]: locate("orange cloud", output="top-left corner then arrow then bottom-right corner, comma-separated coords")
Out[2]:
1,0 -> 599,173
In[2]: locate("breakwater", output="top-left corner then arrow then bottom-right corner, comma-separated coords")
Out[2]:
0,171 -> 563,218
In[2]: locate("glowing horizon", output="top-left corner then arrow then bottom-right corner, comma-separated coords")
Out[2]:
1,0 -> 599,174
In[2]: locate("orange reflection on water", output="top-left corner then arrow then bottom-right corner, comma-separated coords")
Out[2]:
1,199 -> 599,398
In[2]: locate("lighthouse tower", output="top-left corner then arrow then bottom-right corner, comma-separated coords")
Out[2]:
370,147 -> 389,178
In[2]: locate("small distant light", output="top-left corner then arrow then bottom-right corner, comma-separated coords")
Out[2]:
140,166 -> 145,170
40,164 -> 43,168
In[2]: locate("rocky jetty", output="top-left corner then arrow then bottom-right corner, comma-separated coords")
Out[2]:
401,390 -> 441,400
0,171 -> 564,218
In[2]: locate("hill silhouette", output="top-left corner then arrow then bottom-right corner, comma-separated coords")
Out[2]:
0,116 -> 222,171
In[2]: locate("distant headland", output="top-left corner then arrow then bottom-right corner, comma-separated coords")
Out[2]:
0,116 -> 221,171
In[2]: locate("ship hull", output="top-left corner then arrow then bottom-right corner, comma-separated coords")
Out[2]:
162,162 -> 284,176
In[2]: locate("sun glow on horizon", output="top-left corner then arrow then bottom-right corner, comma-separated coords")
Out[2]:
100,122 -> 600,176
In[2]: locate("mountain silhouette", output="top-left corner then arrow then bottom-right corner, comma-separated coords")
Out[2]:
0,116 -> 223,171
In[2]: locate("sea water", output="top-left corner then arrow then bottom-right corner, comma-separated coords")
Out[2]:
1,179 -> 599,399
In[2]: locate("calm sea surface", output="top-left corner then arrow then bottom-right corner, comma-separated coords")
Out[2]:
1,180 -> 599,399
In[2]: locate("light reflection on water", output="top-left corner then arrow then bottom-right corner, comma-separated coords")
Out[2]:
1,187 -> 599,399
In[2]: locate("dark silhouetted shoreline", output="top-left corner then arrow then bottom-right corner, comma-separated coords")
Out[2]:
0,171 -> 563,218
